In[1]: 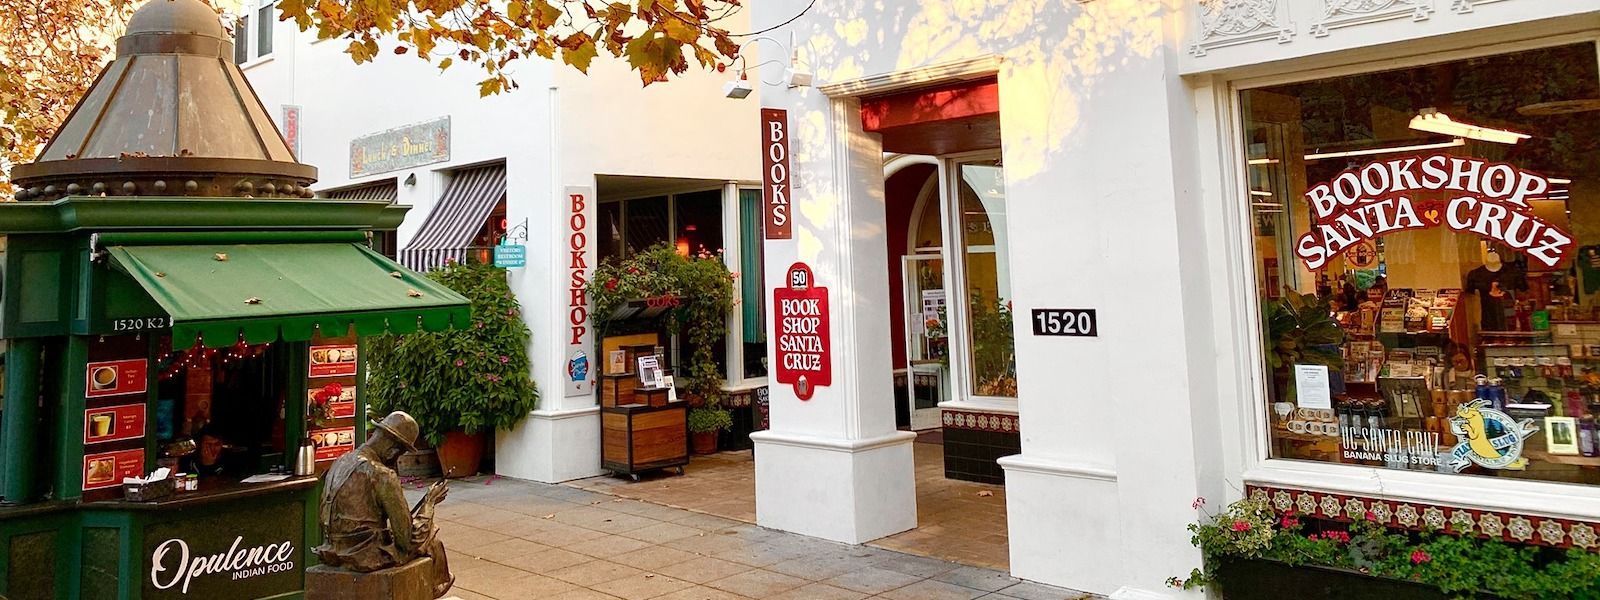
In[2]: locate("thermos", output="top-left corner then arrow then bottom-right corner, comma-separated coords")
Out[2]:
296,437 -> 316,476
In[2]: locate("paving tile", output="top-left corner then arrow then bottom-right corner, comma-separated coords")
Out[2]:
566,534 -> 657,559
763,552 -> 865,581
590,572 -> 695,600
650,586 -> 751,600
878,579 -> 989,600
671,512 -> 745,531
714,541 -> 816,568
991,581 -> 1096,600
469,537 -> 550,561
547,560 -> 647,587
610,545 -> 701,570
821,566 -> 923,594
765,582 -> 869,600
705,569 -> 810,597
663,532 -> 761,556
494,546 -> 594,574
654,556 -> 757,585
621,521 -> 705,544
436,524 -> 513,554
933,565 -> 1022,592
457,563 -> 578,599
870,552 -> 961,578
545,590 -> 623,600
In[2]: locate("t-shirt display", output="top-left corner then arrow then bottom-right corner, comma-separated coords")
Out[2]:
1465,262 -> 1529,332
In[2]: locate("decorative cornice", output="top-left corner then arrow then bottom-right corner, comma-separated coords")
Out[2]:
1311,0 -> 1433,37
942,409 -> 1019,434
1191,0 -> 1296,57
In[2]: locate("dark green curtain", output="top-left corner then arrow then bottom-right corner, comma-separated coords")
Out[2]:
739,190 -> 766,344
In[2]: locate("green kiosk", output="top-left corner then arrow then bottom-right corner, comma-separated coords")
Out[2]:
0,1 -> 470,598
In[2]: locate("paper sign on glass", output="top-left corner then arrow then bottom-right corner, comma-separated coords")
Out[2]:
1294,364 -> 1333,410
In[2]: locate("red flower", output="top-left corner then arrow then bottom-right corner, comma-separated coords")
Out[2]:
1280,515 -> 1300,529
604,278 -> 619,291
1410,549 -> 1431,564
1230,521 -> 1252,532
1364,511 -> 1378,522
1322,531 -> 1350,543
1191,497 -> 1206,510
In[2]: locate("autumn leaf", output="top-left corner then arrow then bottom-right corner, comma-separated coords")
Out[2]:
561,34 -> 599,73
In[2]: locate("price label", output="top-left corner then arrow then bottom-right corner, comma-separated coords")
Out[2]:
1031,309 -> 1098,337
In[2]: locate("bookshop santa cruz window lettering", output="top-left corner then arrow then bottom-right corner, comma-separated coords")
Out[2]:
1245,43 -> 1600,485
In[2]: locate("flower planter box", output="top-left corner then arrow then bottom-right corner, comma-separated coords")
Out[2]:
1216,558 -> 1496,600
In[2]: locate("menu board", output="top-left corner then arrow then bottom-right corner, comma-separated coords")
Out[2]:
84,403 -> 147,444
309,384 -> 358,419
84,448 -> 145,490
311,427 -> 355,461
309,345 -> 358,378
86,359 -> 148,398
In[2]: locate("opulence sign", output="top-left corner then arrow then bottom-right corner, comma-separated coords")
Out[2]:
1295,154 -> 1573,270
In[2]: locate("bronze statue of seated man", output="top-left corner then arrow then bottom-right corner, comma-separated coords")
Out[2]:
314,411 -> 453,598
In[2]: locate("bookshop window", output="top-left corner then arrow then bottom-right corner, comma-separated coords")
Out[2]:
1246,43 -> 1600,484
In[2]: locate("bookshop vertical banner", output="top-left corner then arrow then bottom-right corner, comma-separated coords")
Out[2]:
564,185 -> 595,398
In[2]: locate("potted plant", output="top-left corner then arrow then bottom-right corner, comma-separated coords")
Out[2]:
688,403 -> 733,454
1171,497 -> 1600,599
589,244 -> 737,410
366,261 -> 539,478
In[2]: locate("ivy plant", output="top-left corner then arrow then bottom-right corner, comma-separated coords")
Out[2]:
365,261 -> 539,446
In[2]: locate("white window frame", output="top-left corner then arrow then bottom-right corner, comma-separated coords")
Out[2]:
234,0 -> 276,68
1208,31 -> 1600,519
599,183 -> 768,390
937,149 -> 1018,414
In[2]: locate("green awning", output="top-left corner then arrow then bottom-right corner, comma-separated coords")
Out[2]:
107,242 -> 470,348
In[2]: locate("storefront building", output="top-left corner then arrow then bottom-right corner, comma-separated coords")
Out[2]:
749,0 -> 1600,597
0,1 -> 470,597
239,9 -> 766,483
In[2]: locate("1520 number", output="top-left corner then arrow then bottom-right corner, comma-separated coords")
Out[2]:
111,317 -> 168,332
1031,309 -> 1097,337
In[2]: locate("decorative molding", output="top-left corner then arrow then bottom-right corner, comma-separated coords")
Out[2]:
998,455 -> 1119,483
1451,0 -> 1510,14
749,429 -> 917,453
1310,0 -> 1433,37
816,55 -> 1003,98
942,409 -> 1019,434
1247,484 -> 1600,551
1190,0 -> 1296,57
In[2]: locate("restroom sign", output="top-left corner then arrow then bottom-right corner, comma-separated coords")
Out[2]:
774,262 -> 830,400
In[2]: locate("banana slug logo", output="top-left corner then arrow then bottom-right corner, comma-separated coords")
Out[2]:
1447,400 -> 1537,472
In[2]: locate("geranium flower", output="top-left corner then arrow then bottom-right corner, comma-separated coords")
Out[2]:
1410,549 -> 1431,564
499,355 -> 510,364
1230,521 -> 1252,532
454,359 -> 465,367
1280,515 -> 1300,529
604,278 -> 619,291
1191,497 -> 1206,510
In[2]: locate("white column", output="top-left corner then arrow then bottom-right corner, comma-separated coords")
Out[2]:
751,93 -> 918,544
497,83 -> 604,483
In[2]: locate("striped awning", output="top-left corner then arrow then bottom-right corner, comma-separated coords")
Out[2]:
322,180 -> 398,201
399,164 -> 505,272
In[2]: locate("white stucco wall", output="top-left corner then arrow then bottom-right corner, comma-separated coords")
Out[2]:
242,12 -> 760,482
752,0 -> 1600,597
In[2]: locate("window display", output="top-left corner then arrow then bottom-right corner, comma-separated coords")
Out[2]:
1246,43 -> 1600,484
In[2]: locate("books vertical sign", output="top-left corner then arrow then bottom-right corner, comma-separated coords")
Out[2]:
565,185 -> 595,397
761,109 -> 792,239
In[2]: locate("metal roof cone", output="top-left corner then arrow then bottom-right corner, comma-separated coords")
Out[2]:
11,0 -> 317,201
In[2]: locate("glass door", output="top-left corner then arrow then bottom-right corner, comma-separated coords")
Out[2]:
903,254 -> 949,430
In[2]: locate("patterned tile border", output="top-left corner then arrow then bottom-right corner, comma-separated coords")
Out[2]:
942,409 -> 1020,434
1247,484 -> 1600,550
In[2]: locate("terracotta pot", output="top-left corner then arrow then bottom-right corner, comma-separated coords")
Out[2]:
691,430 -> 718,455
436,430 -> 485,478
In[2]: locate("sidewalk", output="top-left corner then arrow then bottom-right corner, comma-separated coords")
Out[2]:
410,475 -> 1093,600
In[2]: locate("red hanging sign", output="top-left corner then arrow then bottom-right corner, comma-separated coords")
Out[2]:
309,345 -> 358,378
773,263 -> 830,400
1295,154 -> 1573,270
761,108 -> 793,239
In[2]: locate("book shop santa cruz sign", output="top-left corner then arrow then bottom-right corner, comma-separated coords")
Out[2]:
774,263 -> 830,400
1295,154 -> 1573,270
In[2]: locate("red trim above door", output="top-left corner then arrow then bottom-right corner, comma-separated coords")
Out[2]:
860,78 -> 1001,155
